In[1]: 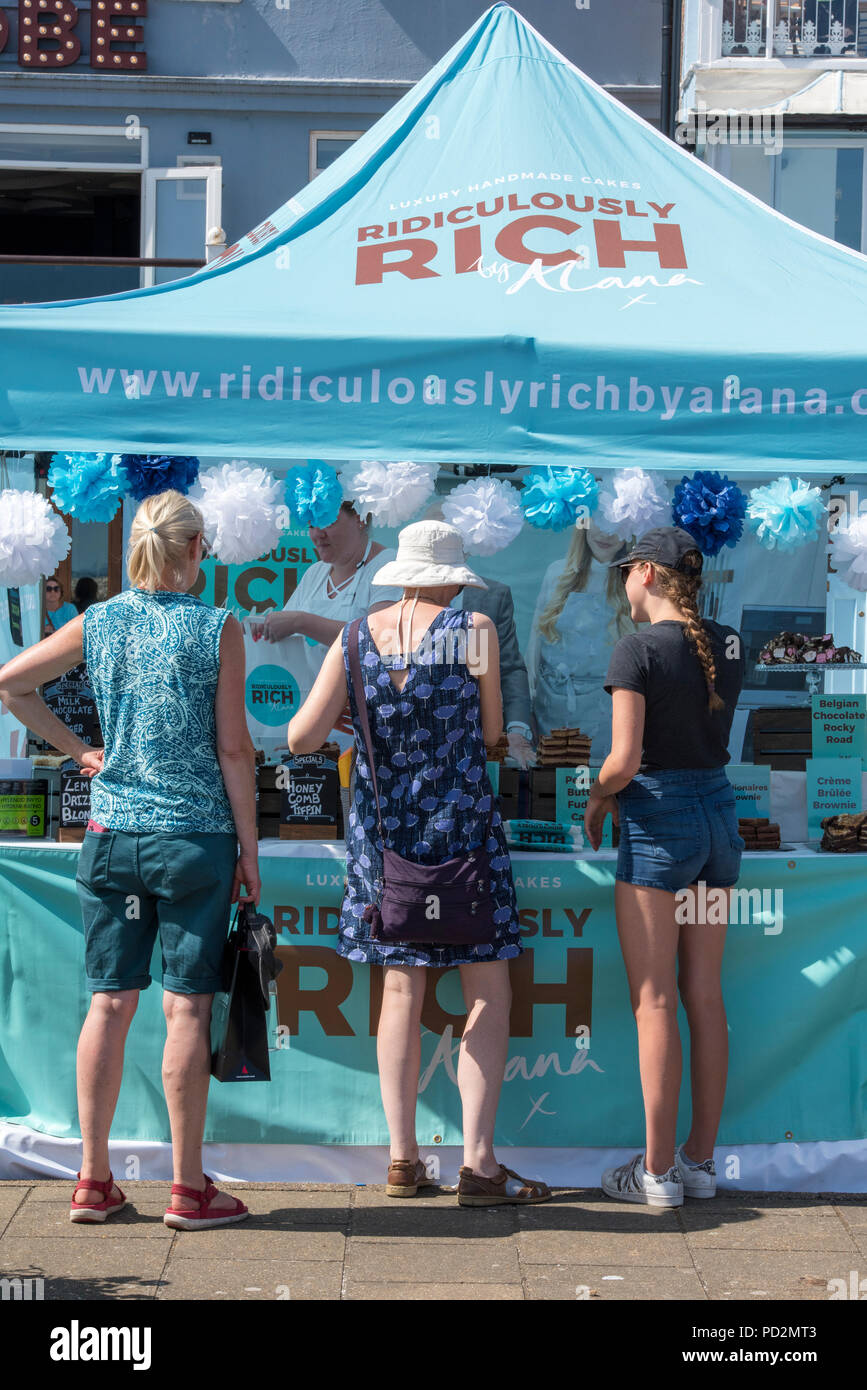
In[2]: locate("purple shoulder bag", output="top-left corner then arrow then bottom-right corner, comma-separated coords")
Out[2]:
347,616 -> 496,947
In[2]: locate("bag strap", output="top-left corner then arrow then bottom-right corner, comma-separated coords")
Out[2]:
347,617 -> 385,839
347,614 -> 496,848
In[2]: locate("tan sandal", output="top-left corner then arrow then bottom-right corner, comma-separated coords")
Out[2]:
457,1163 -> 552,1206
386,1158 -> 437,1198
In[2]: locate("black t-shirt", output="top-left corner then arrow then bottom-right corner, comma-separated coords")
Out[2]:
604,620 -> 745,771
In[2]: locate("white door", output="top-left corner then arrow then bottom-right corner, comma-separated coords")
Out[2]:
140,166 -> 222,288
826,484 -> 867,696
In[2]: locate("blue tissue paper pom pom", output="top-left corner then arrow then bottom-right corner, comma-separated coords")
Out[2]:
118,454 -> 200,501
284,460 -> 343,528
48,452 -> 124,523
672,471 -> 746,556
520,465 -> 599,532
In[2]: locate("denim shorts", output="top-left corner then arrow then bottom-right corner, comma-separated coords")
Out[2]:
616,768 -> 745,894
76,828 -> 238,993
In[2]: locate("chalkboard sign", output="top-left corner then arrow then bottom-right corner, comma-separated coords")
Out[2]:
279,752 -> 339,826
41,664 -> 102,748
7,588 -> 23,647
60,764 -> 92,829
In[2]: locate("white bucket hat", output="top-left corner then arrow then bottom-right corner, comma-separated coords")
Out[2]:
371,520 -> 488,590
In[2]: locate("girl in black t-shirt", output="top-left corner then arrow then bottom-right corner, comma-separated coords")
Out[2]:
583,527 -> 745,1208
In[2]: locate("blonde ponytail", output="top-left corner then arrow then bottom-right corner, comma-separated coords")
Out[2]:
653,554 -> 725,714
127,490 -> 204,592
538,527 -> 633,645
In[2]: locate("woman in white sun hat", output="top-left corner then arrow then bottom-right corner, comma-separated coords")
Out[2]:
287,520 -> 551,1208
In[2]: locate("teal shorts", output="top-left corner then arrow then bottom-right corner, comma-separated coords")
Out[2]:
76,828 -> 238,994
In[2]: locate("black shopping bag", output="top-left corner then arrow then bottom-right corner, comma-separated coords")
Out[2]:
210,903 -> 282,1083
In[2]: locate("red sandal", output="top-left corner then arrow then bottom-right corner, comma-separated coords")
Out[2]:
163,1175 -> 249,1230
69,1172 -> 127,1224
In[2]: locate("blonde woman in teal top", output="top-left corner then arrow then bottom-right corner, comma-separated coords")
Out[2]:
0,489 -> 258,1230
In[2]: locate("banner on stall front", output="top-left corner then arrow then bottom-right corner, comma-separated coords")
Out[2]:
805,757 -> 862,839
0,846 -> 863,1148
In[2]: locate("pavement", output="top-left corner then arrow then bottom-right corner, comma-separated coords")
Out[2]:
2,1181 -> 866,1301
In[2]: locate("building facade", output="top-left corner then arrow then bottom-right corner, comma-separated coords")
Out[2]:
0,0 -> 664,304
677,1 -> 867,253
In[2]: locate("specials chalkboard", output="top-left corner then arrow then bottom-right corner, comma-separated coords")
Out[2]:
60,764 -> 92,829
41,664 -> 102,748
279,752 -> 339,826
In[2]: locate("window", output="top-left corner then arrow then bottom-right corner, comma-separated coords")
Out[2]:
308,130 -> 365,181
0,124 -> 147,303
717,137 -> 867,251
721,1 -> 867,58
0,123 -> 147,169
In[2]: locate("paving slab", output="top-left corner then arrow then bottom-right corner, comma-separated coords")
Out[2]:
156,1258 -> 343,1300
680,1204 -> 859,1253
517,1224 -> 691,1267
351,1187 -> 463,1208
517,1200 -> 682,1232
345,1281 -> 523,1300
5,1200 -> 183,1239
0,1238 -> 170,1300
0,1188 -> 29,1224
23,1182 -> 178,1203
350,1204 -> 515,1240
523,1263 -> 708,1300
163,1225 -> 345,1259
833,1203 -> 867,1226
347,1237 -> 522,1284
693,1248 -> 860,1300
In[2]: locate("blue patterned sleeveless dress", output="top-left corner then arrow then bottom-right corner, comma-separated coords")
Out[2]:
82,588 -> 235,833
338,607 -> 523,967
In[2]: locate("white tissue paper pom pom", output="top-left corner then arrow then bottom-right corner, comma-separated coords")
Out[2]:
441,477 -> 524,556
597,467 -> 670,540
831,513 -> 867,592
340,459 -> 439,528
0,489 -> 71,586
189,464 -> 283,565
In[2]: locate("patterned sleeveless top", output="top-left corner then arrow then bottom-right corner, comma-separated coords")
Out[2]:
82,589 -> 235,833
338,607 -> 522,967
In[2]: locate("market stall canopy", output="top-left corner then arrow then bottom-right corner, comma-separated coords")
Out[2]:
1,2 -> 867,473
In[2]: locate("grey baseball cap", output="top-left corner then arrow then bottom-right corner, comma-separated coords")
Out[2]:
608,526 -> 702,573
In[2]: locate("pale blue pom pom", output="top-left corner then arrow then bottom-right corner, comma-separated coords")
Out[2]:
747,476 -> 825,551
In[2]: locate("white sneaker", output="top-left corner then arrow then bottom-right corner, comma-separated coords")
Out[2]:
601,1153 -> 683,1208
675,1144 -> 717,1198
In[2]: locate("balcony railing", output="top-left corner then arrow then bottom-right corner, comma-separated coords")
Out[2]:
722,1 -> 867,57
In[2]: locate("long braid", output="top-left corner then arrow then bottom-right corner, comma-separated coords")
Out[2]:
654,557 -> 725,714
